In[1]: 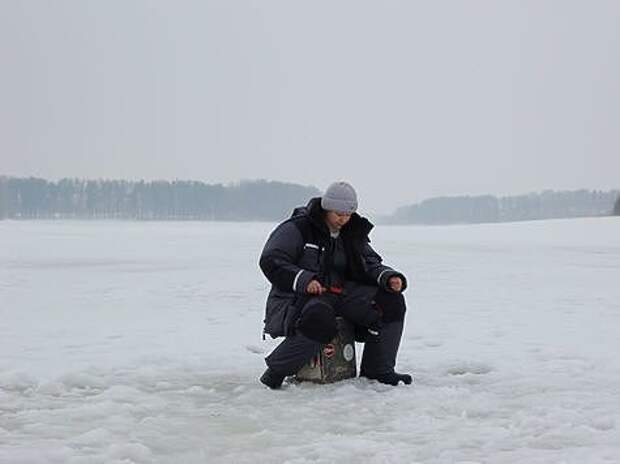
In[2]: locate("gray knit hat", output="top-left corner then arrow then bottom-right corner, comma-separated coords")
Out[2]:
321,181 -> 358,214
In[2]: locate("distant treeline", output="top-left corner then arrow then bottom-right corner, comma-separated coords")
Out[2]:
2,176 -> 618,223
387,190 -> 620,225
0,176 -> 320,221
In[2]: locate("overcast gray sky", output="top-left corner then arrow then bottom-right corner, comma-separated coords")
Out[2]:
1,1 -> 618,214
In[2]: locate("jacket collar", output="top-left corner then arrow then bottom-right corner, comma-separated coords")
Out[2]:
293,197 -> 374,239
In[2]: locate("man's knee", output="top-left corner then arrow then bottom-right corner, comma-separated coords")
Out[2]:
297,299 -> 337,343
374,290 -> 406,323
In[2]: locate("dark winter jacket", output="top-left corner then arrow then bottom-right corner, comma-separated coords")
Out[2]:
259,197 -> 407,338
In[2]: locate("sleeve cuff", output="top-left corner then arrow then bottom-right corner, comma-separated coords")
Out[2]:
293,270 -> 316,294
378,269 -> 408,292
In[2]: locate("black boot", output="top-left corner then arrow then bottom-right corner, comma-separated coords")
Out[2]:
374,372 -> 413,386
360,320 -> 412,386
260,367 -> 286,389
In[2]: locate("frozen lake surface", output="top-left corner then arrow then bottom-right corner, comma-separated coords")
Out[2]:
1,218 -> 620,463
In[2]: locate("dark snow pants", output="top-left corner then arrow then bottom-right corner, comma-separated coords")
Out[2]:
265,281 -> 407,378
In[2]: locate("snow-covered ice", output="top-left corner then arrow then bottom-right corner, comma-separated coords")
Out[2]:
1,217 -> 619,463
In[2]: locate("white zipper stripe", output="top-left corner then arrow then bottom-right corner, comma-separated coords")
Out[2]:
304,243 -> 320,250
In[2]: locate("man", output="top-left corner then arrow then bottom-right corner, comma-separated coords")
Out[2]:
259,181 -> 412,388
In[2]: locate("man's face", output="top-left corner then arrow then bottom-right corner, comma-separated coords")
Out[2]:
325,211 -> 352,230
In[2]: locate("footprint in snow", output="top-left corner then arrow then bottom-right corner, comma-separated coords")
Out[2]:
446,362 -> 493,376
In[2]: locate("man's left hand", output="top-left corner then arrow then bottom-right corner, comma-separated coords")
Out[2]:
388,276 -> 403,292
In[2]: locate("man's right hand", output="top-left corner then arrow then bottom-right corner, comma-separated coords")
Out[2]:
306,279 -> 327,295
